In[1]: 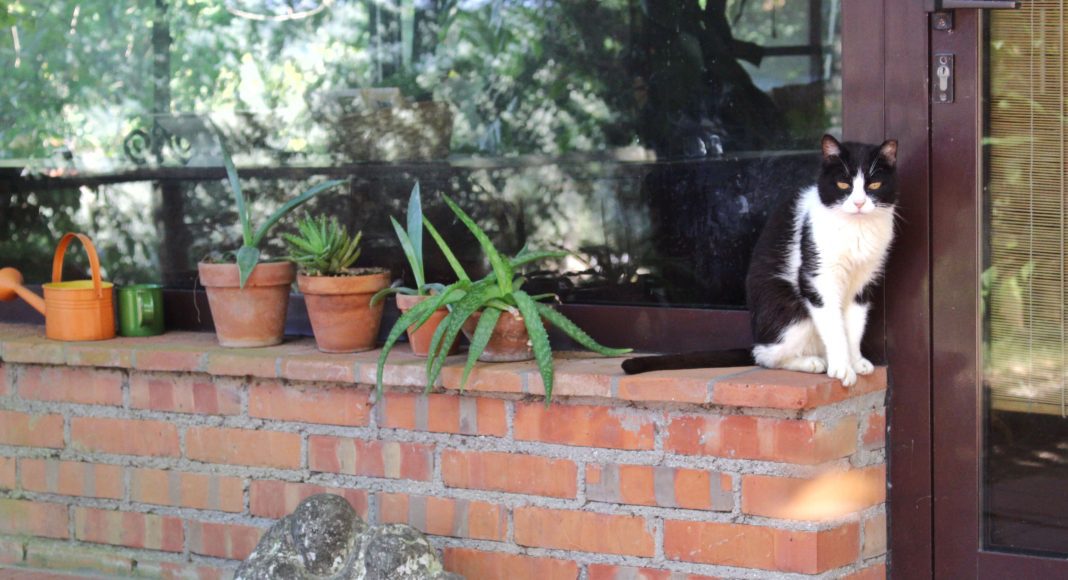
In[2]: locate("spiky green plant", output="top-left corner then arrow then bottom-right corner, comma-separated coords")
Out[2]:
214,126 -> 347,287
375,194 -> 631,402
284,216 -> 363,276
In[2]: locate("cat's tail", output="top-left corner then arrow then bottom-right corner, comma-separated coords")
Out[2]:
621,348 -> 755,375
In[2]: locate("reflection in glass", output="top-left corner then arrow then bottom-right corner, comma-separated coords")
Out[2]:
983,2 -> 1068,557
1,0 -> 841,309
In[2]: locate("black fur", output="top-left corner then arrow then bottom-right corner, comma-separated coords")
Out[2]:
622,134 -> 898,375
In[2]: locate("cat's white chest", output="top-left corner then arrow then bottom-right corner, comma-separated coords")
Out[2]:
809,202 -> 894,301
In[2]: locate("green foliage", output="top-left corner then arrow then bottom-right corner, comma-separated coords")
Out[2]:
375,194 -> 632,402
216,130 -> 347,287
284,216 -> 363,276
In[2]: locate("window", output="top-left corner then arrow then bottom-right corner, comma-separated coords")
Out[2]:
1,0 -> 842,340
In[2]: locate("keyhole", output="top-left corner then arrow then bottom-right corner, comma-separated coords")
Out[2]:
937,65 -> 950,91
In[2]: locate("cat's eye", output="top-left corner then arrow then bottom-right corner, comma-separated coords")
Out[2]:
837,182 -> 851,190
868,182 -> 883,190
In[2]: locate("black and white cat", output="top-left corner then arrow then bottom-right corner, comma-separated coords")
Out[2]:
623,135 -> 898,387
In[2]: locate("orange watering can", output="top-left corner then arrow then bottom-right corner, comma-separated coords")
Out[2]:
0,233 -> 115,341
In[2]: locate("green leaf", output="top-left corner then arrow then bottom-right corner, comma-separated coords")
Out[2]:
424,217 -> 470,282
426,282 -> 496,391
235,245 -> 260,289
407,183 -> 424,279
391,217 -> 426,290
251,179 -> 347,248
514,290 -> 554,401
215,126 -> 252,246
509,250 -> 569,269
459,308 -> 500,392
534,302 -> 632,356
442,195 -> 512,294
374,298 -> 440,399
370,286 -> 418,307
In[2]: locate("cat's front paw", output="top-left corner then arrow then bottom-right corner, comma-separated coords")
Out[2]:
827,361 -> 857,387
853,358 -> 875,376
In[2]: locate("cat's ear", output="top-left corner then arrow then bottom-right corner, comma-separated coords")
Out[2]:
878,139 -> 898,167
821,134 -> 842,159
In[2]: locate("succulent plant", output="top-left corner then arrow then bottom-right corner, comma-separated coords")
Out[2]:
284,216 -> 363,276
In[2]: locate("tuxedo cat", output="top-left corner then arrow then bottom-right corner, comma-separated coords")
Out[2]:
622,135 -> 898,387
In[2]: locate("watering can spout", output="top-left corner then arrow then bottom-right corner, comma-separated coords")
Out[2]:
0,267 -> 47,316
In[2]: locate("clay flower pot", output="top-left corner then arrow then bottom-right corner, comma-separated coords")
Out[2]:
396,293 -> 454,357
462,309 -> 534,362
199,261 -> 295,348
298,269 -> 390,353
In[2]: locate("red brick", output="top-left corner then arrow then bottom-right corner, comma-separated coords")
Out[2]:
587,464 -> 732,511
845,563 -> 887,580
130,373 -> 242,415
377,393 -> 507,436
529,356 -> 618,398
0,410 -> 64,448
0,536 -> 22,565
588,565 -> 718,580
863,513 -> 888,559
711,367 -> 886,409
74,507 -> 184,552
379,493 -> 507,541
280,353 -> 357,383
514,403 -> 655,450
134,348 -> 206,372
664,520 -> 859,574
3,337 -> 65,364
133,561 -> 230,580
0,364 -> 9,396
186,427 -> 301,469
665,414 -> 857,464
206,350 -> 279,378
250,480 -> 368,519
308,436 -> 432,480
443,548 -> 579,580
23,542 -> 134,576
442,450 -> 577,498
130,468 -> 245,512
188,521 -> 264,560
71,417 -> 179,457
742,466 -> 886,520
0,456 -> 14,490
514,507 -> 654,557
249,380 -> 370,426
18,366 -> 123,406
0,498 -> 69,539
863,411 -> 887,449
618,366 -> 747,404
440,361 -> 525,393
21,459 -> 124,500
64,341 -> 135,368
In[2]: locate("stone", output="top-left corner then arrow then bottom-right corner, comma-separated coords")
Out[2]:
236,494 -> 462,580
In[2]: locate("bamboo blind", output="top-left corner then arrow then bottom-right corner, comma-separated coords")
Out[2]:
986,2 -> 1068,415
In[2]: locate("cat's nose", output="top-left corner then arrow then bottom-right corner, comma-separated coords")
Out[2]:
853,199 -> 865,209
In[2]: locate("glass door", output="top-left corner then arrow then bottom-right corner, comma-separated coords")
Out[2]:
932,1 -> 1068,576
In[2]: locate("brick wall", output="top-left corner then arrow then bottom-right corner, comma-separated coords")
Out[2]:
0,324 -> 888,579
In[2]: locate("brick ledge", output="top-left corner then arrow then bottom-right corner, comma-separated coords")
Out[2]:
0,323 -> 885,409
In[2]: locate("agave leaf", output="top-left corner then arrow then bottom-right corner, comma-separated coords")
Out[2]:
282,233 -> 318,254
459,308 -> 500,392
425,282 -> 496,391
423,217 -> 470,282
514,290 -> 554,402
391,216 -> 425,290
374,298 -> 440,399
407,183 -> 423,279
442,195 -> 512,293
534,302 -> 632,356
235,245 -> 260,289
509,250 -> 569,269
214,125 -> 252,247
251,179 -> 347,247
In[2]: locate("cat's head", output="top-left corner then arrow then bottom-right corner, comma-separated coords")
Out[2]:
817,134 -> 898,215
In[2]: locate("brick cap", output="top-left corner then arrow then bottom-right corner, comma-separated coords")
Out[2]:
0,323 -> 885,409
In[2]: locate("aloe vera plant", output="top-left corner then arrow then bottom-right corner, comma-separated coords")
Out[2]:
375,194 -> 631,402
284,216 -> 363,276
215,127 -> 348,287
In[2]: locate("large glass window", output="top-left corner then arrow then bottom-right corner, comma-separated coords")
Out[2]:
1,0 -> 841,310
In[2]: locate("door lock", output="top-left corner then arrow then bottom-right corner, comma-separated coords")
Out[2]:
933,54 -> 954,104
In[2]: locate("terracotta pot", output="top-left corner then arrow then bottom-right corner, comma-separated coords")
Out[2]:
298,270 -> 390,353
198,261 -> 295,348
396,293 -> 454,357
462,309 -> 534,362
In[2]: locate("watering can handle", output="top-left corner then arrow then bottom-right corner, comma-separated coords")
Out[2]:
52,233 -> 104,299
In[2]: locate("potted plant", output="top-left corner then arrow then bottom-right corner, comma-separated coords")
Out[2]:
198,133 -> 346,347
375,194 -> 631,401
285,216 -> 390,353
372,183 -> 465,356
